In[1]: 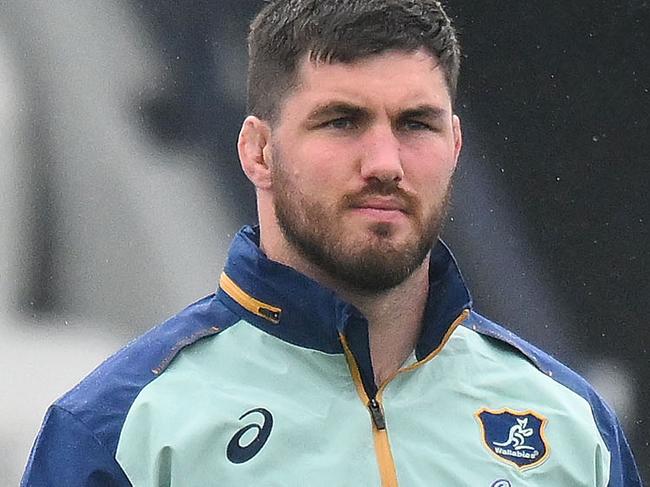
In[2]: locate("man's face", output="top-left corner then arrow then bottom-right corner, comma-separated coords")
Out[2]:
268,49 -> 461,292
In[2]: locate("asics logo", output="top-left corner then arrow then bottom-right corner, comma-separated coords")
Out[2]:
493,417 -> 535,451
226,407 -> 274,464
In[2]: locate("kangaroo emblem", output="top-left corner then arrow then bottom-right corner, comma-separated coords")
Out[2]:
476,408 -> 549,470
493,417 -> 535,450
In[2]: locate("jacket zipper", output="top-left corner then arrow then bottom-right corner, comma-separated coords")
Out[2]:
339,310 -> 470,486
341,337 -> 399,487
368,398 -> 386,430
367,394 -> 398,487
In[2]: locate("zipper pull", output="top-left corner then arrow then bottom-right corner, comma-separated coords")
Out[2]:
368,398 -> 386,430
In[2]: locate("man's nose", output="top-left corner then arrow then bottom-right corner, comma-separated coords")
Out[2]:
359,126 -> 404,184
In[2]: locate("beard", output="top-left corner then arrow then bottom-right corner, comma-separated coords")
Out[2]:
271,157 -> 451,293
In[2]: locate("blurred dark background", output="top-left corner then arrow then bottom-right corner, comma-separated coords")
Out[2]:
1,0 -> 647,483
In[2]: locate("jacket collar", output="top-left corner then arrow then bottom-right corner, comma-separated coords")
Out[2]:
217,225 -> 472,358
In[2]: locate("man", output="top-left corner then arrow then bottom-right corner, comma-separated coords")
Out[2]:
22,0 -> 642,485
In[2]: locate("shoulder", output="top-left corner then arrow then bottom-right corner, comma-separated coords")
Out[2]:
463,312 -> 612,420
55,294 -> 240,452
460,311 -> 641,485
23,294 -> 242,485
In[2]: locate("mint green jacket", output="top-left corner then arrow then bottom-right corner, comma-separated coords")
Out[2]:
23,226 -> 642,486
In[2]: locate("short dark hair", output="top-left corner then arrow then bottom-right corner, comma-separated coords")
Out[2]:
247,0 -> 461,122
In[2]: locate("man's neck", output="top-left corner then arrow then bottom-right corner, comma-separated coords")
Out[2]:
260,219 -> 430,385
262,229 -> 430,386
338,262 -> 430,386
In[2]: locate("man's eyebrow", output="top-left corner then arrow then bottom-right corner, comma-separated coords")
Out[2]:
306,102 -> 369,121
399,105 -> 448,120
305,102 -> 448,123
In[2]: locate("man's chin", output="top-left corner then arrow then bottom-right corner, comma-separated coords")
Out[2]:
340,214 -> 405,237
339,238 -> 421,269
323,245 -> 428,293
350,224 -> 416,250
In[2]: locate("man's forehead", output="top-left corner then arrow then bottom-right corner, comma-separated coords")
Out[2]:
282,49 -> 450,111
296,48 -> 441,81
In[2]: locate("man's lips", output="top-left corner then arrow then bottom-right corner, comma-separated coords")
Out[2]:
348,198 -> 410,221
350,198 -> 409,213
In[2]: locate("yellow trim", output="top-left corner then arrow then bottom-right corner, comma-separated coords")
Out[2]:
340,335 -> 399,487
377,309 -> 469,392
219,272 -> 282,324
219,273 -> 471,482
340,335 -> 368,403
338,310 -> 469,486
373,427 -> 398,487
474,407 -> 551,471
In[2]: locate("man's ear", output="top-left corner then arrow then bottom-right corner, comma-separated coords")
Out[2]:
238,116 -> 273,190
452,114 -> 463,165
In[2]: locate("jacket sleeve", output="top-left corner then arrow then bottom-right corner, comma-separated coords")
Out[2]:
21,405 -> 132,487
604,413 -> 644,487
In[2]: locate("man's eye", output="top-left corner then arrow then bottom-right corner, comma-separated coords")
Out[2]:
402,120 -> 432,131
324,118 -> 356,130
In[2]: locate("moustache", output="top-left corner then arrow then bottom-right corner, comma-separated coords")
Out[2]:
341,180 -> 419,215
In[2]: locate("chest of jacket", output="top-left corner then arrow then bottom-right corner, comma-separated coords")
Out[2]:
115,321 -> 608,486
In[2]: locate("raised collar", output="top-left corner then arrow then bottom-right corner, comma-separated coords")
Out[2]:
216,225 -> 472,360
